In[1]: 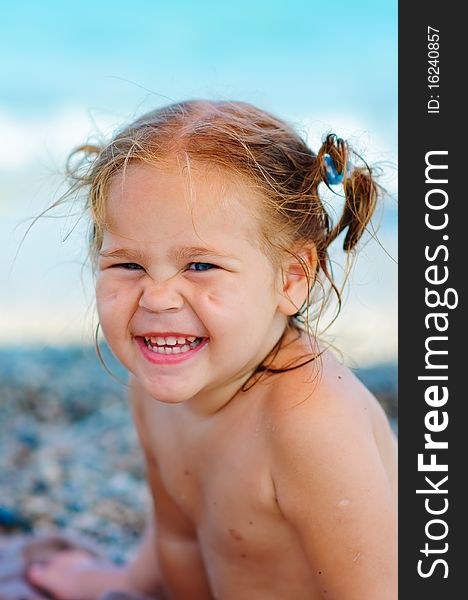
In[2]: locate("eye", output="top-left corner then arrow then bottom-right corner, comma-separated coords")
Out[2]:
187,262 -> 218,272
111,263 -> 144,271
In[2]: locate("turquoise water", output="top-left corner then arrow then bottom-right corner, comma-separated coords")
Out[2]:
1,0 -> 397,355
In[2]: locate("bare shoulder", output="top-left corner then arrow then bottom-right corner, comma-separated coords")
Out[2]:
264,341 -> 397,496
265,345 -> 378,442
264,344 -> 397,597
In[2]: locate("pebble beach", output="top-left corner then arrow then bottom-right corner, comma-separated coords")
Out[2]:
0,344 -> 397,564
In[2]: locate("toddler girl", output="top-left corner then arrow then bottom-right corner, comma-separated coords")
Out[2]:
28,100 -> 397,600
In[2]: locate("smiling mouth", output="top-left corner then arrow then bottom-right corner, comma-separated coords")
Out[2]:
142,336 -> 204,355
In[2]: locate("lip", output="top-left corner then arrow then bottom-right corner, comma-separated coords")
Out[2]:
135,335 -> 209,365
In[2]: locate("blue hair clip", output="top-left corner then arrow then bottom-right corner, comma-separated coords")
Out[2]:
323,154 -> 351,185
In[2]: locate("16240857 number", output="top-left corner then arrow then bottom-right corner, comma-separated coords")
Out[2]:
427,26 -> 439,89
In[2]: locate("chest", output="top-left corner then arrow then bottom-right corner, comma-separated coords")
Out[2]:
144,399 -> 282,557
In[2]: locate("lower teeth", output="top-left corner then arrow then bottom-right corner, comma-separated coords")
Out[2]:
145,338 -> 202,354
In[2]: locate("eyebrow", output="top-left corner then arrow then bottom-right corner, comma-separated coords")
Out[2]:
99,246 -> 236,261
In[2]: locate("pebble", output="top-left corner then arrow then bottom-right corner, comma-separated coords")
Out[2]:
0,344 -> 149,562
0,344 -> 397,563
0,506 -> 32,532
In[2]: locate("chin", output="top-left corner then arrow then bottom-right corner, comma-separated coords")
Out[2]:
139,376 -> 198,404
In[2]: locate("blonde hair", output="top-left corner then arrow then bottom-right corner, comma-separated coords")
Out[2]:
46,99 -> 381,388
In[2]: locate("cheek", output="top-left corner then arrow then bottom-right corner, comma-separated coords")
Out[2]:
200,277 -> 250,312
95,275 -> 138,328
199,271 -> 277,326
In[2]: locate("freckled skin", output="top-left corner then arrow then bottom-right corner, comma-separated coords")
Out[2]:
96,162 -> 289,413
132,335 -> 397,599
24,161 -> 397,600
228,529 -> 243,541
100,162 -> 397,599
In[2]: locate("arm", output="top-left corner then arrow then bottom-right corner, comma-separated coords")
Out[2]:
270,395 -> 397,600
124,378 -> 164,596
128,375 -> 213,600
125,514 -> 163,596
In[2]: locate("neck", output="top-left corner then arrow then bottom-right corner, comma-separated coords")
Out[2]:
182,316 -> 295,418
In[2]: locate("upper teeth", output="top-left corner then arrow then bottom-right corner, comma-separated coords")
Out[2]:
144,335 -> 197,346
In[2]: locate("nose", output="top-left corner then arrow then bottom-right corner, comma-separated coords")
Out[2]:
138,274 -> 185,313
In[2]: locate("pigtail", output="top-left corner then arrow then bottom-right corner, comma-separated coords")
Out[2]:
317,134 -> 379,252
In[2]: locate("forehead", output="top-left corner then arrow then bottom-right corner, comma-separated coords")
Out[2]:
103,161 -> 263,252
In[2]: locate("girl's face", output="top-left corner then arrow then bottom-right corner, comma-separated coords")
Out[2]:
96,160 -> 290,411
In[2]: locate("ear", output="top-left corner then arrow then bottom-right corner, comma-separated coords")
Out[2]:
276,244 -> 317,317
